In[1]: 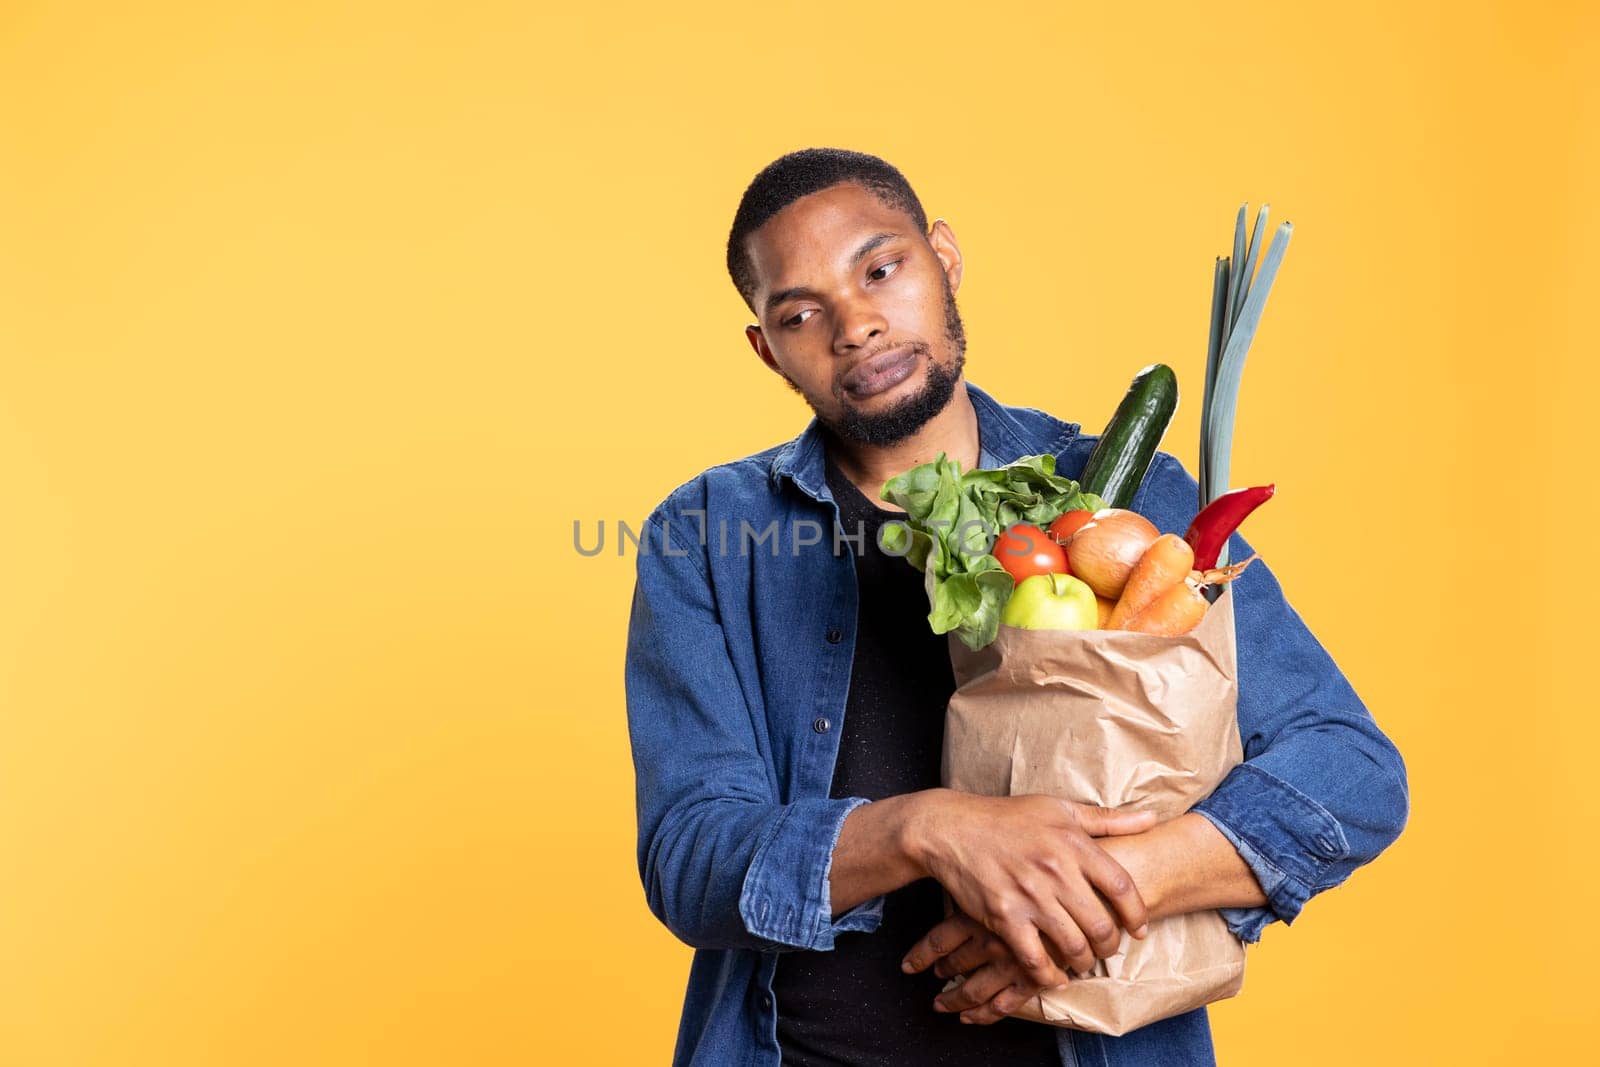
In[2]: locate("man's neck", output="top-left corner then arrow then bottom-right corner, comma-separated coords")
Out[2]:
824,381 -> 980,513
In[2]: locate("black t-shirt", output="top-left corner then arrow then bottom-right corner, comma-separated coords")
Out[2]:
770,448 -> 1062,1066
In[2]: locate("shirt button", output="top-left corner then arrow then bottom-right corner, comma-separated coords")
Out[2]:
761,994 -> 773,1010
825,628 -> 843,644
813,717 -> 831,734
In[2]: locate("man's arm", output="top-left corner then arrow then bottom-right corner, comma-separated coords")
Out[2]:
823,792 -> 925,915
1133,453 -> 1411,942
1098,812 -> 1268,920
625,500 -> 883,953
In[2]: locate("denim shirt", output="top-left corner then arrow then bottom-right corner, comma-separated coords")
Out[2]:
623,382 -> 1409,1067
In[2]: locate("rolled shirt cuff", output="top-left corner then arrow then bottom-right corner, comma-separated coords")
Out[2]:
739,796 -> 884,951
1190,763 -> 1351,942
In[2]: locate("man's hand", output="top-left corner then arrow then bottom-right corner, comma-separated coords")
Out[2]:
900,790 -> 1156,987
900,910 -> 1048,1025
901,909 -> 1013,983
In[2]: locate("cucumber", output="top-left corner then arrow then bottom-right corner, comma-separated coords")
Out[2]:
1078,363 -> 1180,509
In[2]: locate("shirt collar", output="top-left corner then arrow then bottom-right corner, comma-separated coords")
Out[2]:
766,380 -> 1079,503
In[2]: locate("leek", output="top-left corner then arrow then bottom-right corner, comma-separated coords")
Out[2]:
1198,204 -> 1293,578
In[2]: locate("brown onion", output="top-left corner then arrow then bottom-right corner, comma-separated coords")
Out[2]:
1066,508 -> 1161,599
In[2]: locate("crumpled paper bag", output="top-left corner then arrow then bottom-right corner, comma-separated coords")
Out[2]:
939,587 -> 1247,1036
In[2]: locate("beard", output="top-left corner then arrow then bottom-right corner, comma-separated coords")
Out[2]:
782,276 -> 968,447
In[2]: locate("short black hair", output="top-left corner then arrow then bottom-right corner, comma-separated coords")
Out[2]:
726,147 -> 929,314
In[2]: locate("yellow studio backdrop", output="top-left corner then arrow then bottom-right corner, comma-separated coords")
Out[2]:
1,2 -> 1594,1063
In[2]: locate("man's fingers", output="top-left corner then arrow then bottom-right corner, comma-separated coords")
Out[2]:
932,931 -> 1006,979
901,915 -> 977,975
1067,801 -> 1159,838
1079,843 -> 1151,939
990,920 -> 1068,989
1054,879 -> 1124,963
961,980 -> 1036,1026
1028,898 -> 1094,977
933,964 -> 1013,1015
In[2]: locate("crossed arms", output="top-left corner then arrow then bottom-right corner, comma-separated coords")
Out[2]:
624,489 -> 1409,1023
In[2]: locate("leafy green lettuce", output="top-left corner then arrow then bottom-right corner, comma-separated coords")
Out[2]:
879,453 -> 1105,651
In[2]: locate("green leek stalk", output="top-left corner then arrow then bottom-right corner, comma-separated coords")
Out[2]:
1199,204 -> 1292,581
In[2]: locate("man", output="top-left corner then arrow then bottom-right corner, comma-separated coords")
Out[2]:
624,147 -> 1408,1066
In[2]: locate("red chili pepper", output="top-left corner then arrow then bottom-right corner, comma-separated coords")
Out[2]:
1184,484 -> 1276,570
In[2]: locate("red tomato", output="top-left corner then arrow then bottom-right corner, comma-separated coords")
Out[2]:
992,523 -> 1069,582
1048,509 -> 1095,545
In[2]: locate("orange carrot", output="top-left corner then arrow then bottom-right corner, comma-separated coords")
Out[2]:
1095,596 -> 1116,629
1109,534 -> 1195,629
1123,578 -> 1209,635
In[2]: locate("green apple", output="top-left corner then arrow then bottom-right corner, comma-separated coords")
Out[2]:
1001,573 -> 1099,631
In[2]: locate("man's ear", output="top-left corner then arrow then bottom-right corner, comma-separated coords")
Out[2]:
746,324 -> 781,373
927,218 -> 964,295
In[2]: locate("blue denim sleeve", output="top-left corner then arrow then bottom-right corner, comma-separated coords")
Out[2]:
1146,455 -> 1411,944
623,501 -> 885,953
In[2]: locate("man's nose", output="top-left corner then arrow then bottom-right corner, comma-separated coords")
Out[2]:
833,295 -> 888,354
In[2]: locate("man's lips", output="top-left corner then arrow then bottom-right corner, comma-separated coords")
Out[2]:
840,345 -> 919,398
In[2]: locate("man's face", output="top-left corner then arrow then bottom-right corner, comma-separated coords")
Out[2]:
742,181 -> 967,447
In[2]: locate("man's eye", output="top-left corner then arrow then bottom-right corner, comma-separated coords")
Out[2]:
784,309 -> 816,328
868,259 -> 902,282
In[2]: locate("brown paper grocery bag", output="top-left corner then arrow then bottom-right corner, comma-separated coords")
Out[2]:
940,587 -> 1246,1036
